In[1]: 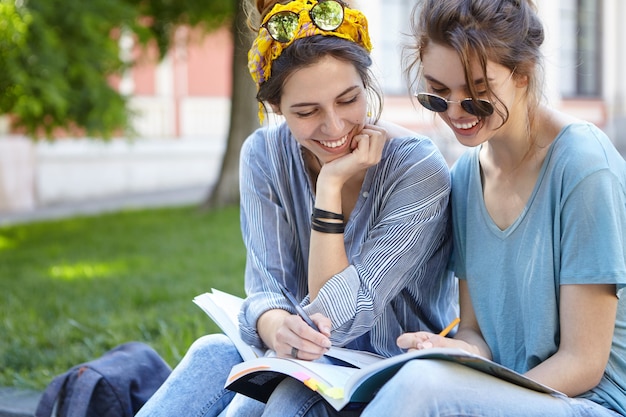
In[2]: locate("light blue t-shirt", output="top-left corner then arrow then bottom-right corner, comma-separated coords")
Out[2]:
451,123 -> 626,414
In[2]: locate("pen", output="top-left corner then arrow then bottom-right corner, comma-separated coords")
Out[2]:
276,281 -> 320,332
439,317 -> 460,337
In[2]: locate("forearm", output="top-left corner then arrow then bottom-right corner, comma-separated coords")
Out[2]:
308,173 -> 349,299
524,284 -> 616,396
524,350 -> 605,396
453,280 -> 492,358
308,124 -> 388,299
453,328 -> 492,358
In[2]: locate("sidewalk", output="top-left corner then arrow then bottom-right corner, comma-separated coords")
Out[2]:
0,388 -> 41,417
0,184 -> 213,227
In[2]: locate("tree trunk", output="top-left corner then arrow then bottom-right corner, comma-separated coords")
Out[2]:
202,0 -> 258,209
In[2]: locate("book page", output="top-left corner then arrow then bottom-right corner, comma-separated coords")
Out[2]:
208,289 -> 245,326
193,290 -> 265,361
347,348 -> 560,397
324,346 -> 384,368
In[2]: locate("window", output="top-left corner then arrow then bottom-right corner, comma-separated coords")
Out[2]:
376,0 -> 412,95
560,0 -> 603,97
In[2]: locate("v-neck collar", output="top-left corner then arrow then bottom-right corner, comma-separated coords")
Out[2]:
472,127 -> 569,237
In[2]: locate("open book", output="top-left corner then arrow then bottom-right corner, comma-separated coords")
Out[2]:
195,289 -> 559,412
193,290 -> 384,366
225,347 -> 560,411
193,290 -> 265,361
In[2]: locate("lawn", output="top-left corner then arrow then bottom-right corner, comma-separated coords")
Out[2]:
0,204 -> 247,390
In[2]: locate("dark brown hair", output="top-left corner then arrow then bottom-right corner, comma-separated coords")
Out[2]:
405,0 -> 545,127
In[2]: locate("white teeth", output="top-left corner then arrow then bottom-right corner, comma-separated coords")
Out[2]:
452,119 -> 479,130
320,135 -> 348,148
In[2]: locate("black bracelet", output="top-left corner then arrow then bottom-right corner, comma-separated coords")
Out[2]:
311,217 -> 345,234
312,208 -> 344,221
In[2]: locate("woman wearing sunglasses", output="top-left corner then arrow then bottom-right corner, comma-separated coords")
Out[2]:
354,0 -> 626,416
135,0 -> 458,416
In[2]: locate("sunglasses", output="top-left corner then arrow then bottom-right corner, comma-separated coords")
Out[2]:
415,93 -> 495,117
263,0 -> 345,43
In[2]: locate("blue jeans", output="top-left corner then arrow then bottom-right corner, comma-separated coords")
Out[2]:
136,335 -> 356,417
260,356 -> 363,417
261,377 -> 362,417
135,334 -> 265,417
361,360 -> 621,417
137,338 -> 621,417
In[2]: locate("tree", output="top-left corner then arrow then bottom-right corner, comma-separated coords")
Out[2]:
203,0 -> 258,209
0,0 -> 256,207
0,0 -> 235,138
0,1 -> 132,138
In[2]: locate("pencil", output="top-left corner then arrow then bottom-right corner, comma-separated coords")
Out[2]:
439,317 -> 460,337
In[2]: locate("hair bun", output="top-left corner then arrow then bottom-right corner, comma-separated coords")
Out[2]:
260,0 -> 279,16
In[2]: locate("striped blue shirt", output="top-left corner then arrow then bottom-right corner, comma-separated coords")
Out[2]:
238,123 -> 459,357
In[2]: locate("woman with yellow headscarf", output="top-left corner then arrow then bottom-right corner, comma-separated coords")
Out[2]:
136,1 -> 458,415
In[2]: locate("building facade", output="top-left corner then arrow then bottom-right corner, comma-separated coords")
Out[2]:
1,0 -> 625,215
360,0 -> 626,160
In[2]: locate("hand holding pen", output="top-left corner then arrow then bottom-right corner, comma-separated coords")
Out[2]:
275,281 -> 331,359
277,281 -> 320,332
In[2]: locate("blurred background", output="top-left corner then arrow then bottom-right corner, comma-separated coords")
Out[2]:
1,0 -> 625,408
0,0 -> 624,221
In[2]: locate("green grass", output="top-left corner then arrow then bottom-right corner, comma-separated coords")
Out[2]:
0,205 -> 247,390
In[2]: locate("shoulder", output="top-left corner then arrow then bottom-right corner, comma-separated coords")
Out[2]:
553,122 -> 613,155
384,134 -> 448,171
535,108 -> 617,173
544,123 -> 626,203
376,119 -> 419,139
241,123 -> 295,168
242,123 -> 291,155
550,123 -> 625,180
381,136 -> 451,192
376,136 -> 452,203
448,149 -> 479,215
376,119 -> 445,164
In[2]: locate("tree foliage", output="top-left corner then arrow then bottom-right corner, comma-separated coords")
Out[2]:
0,0 -> 236,139
0,0 -> 255,208
130,0 -> 234,57
0,2 -> 30,115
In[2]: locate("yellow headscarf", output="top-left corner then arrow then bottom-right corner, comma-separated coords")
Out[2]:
248,0 -> 372,123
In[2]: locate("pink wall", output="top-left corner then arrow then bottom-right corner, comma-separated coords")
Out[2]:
187,27 -> 233,97
132,41 -> 160,95
129,25 -> 233,97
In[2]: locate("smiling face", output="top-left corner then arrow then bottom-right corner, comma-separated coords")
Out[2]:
420,42 -> 523,148
272,55 -> 368,164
